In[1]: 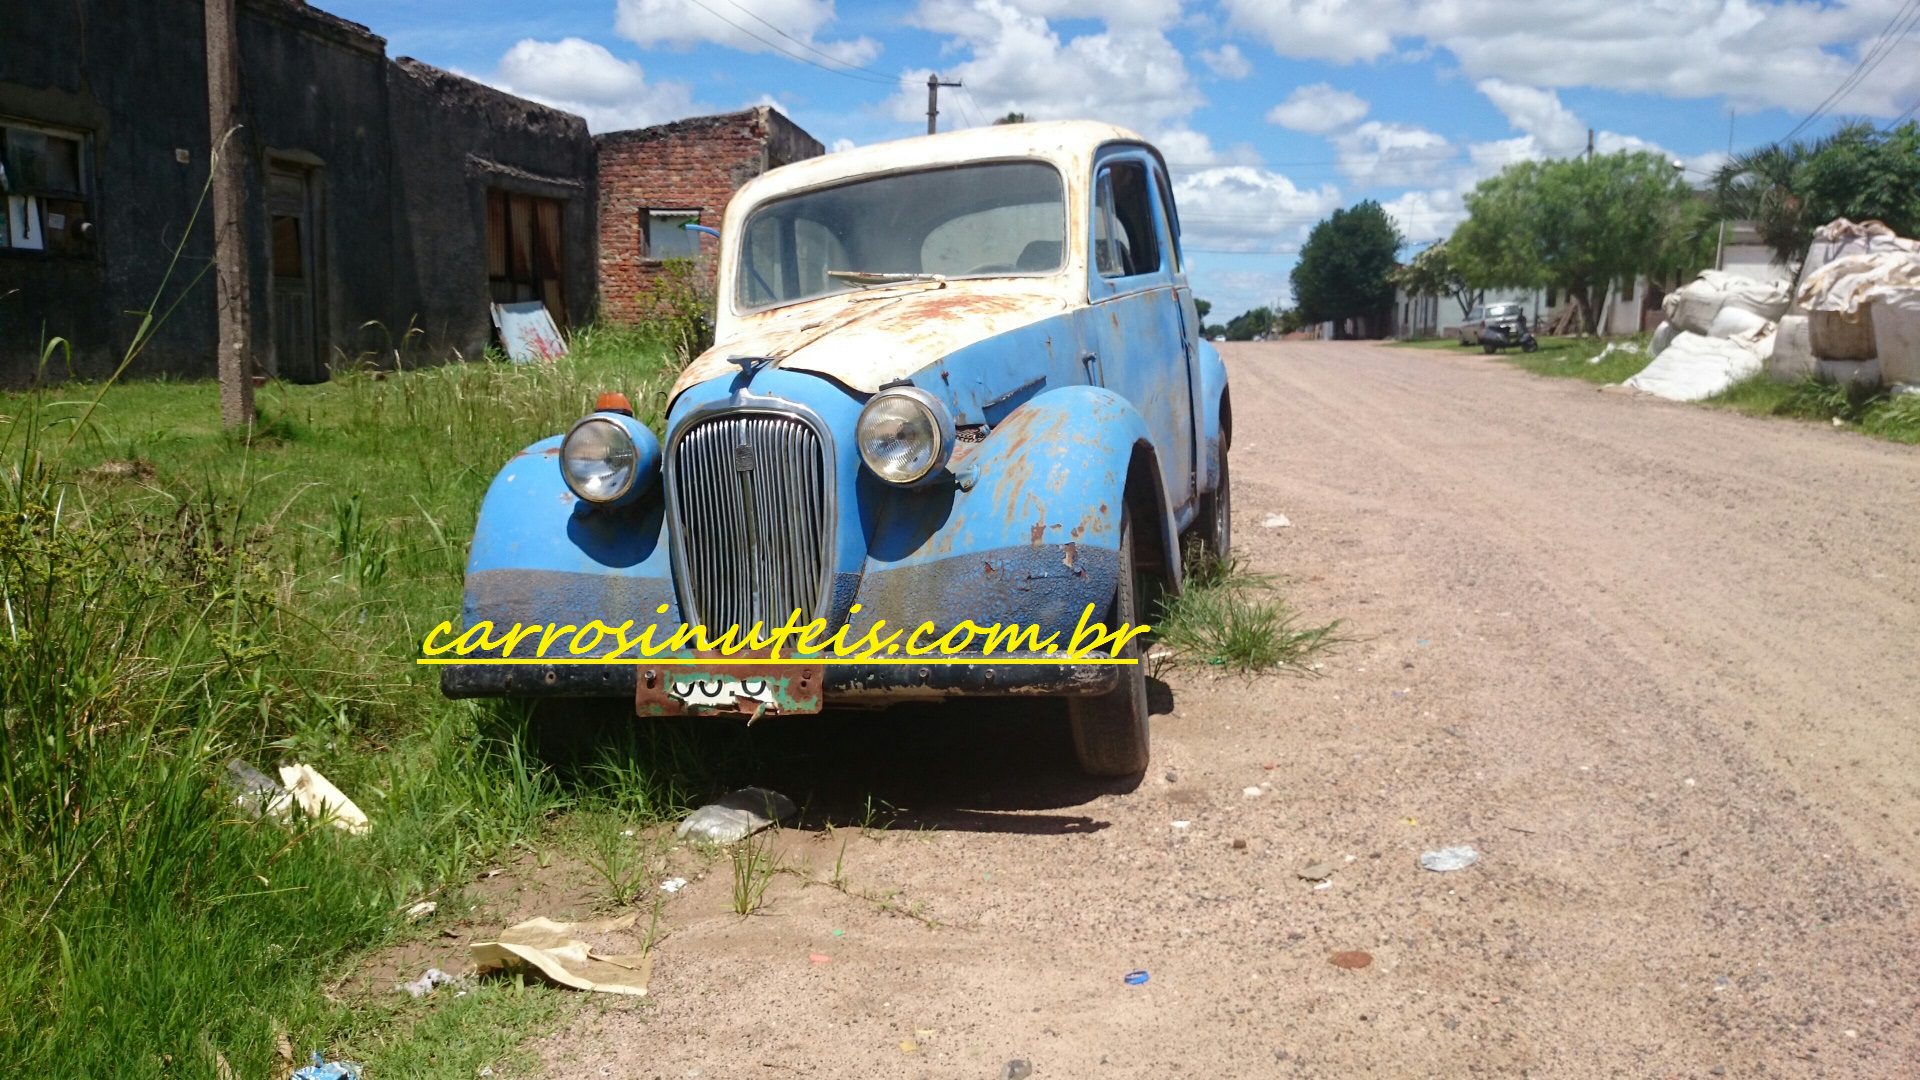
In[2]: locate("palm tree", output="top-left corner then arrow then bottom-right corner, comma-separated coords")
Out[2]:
1709,123 -> 1875,267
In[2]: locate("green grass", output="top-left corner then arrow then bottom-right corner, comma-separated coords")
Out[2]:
1152,546 -> 1341,675
1708,375 -> 1920,443
1391,333 -> 1657,384
0,326 -> 698,1077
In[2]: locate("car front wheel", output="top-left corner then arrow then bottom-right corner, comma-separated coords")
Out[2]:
1068,506 -> 1151,778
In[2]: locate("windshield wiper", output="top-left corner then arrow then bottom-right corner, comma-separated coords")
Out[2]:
826,270 -> 948,288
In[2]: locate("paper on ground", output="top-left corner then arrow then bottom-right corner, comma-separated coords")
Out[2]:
470,913 -> 653,996
277,764 -> 371,835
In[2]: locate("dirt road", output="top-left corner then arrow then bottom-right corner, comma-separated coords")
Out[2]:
531,341 -> 1920,1077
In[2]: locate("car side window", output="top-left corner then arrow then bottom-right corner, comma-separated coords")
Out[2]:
1153,167 -> 1183,274
1093,160 -> 1160,279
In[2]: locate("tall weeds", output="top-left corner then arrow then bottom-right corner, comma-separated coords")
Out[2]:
0,331 -> 679,1076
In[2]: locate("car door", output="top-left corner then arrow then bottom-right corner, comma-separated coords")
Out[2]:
1083,149 -> 1196,523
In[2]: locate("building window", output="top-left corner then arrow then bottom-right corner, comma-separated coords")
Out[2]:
644,209 -> 702,260
1,120 -> 92,256
486,188 -> 568,325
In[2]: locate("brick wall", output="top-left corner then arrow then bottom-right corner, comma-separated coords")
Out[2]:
595,105 -> 823,325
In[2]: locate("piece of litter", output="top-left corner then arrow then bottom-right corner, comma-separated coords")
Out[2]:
899,1039 -> 919,1054
224,758 -> 289,819
1123,969 -> 1150,986
1231,838 -> 1247,850
1328,950 -> 1373,970
1298,862 -> 1334,881
1242,786 -> 1263,798
470,913 -> 652,996
1002,1060 -> 1033,1080
277,763 -> 372,835
914,1028 -> 934,1039
831,929 -> 845,937
1262,513 -> 1292,528
620,829 -> 635,837
401,967 -> 460,998
659,877 -> 689,893
1419,845 -> 1480,872
404,900 -> 437,921
1171,820 -> 1191,830
809,952 -> 831,964
293,1054 -> 363,1080
674,787 -> 795,844
1313,880 -> 1332,891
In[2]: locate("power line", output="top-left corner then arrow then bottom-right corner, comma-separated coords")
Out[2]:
1780,0 -> 1920,140
680,0 -> 902,85
714,0 -> 902,82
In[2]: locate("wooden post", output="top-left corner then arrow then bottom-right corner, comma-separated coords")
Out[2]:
205,0 -> 255,428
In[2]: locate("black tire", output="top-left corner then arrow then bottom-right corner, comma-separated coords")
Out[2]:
1194,446 -> 1232,565
1068,507 -> 1151,778
1482,342 -> 1497,354
1522,338 -> 1539,353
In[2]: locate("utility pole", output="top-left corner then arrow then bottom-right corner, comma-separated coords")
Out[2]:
926,74 -> 962,135
205,0 -> 255,428
1586,127 -> 1594,162
1714,109 -> 1735,271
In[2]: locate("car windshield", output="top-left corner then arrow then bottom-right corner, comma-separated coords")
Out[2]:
1488,304 -> 1522,317
735,160 -> 1067,311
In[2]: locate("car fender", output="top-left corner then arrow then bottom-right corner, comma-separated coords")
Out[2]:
1195,338 -> 1231,496
460,435 -> 680,635
849,384 -> 1182,636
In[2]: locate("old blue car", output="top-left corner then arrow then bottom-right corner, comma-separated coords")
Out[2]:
442,121 -> 1232,777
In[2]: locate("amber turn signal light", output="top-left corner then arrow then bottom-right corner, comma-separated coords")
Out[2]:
594,391 -> 633,416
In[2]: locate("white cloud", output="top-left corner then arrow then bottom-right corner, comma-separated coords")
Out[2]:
1196,270 -> 1295,319
1223,0 -> 1920,116
995,0 -> 1182,26
1171,166 -> 1343,254
1200,43 -> 1251,80
614,0 -> 880,67
889,0 -> 1201,131
490,38 -> 697,132
1475,77 -> 1585,151
1332,120 -> 1455,188
1266,83 -> 1370,134
829,137 -> 857,153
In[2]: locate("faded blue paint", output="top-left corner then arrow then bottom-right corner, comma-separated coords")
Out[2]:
1196,339 -> 1229,493
462,434 -> 679,639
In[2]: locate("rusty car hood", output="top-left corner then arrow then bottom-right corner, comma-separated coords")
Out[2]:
673,281 -> 1072,400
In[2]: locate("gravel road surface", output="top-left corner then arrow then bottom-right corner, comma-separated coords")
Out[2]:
532,341 -> 1920,1078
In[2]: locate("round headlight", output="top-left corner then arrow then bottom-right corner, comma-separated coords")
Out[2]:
857,388 -> 952,485
560,417 -> 639,503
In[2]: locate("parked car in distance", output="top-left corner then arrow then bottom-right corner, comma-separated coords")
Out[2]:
1457,305 -> 1484,345
442,121 -> 1232,779
1476,302 -> 1537,353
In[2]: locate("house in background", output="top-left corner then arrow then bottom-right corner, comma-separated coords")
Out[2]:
596,107 -> 824,323
0,0 -> 596,385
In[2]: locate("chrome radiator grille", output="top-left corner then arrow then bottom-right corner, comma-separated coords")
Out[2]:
668,409 -> 832,631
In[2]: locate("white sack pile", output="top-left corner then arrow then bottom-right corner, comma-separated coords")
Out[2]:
1634,272 -> 1786,400
1795,220 -> 1920,387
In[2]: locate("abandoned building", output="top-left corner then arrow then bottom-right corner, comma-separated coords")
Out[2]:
1,0 -> 597,384
595,108 -> 824,323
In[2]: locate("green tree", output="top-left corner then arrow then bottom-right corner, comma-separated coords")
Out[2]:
995,112 -> 1029,125
1712,121 -> 1920,267
1194,297 -> 1213,321
1389,241 -> 1479,321
1290,201 -> 1404,337
1224,306 -> 1275,341
1451,151 -> 1708,335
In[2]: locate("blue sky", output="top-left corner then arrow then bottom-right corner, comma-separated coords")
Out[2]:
328,0 -> 1920,319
